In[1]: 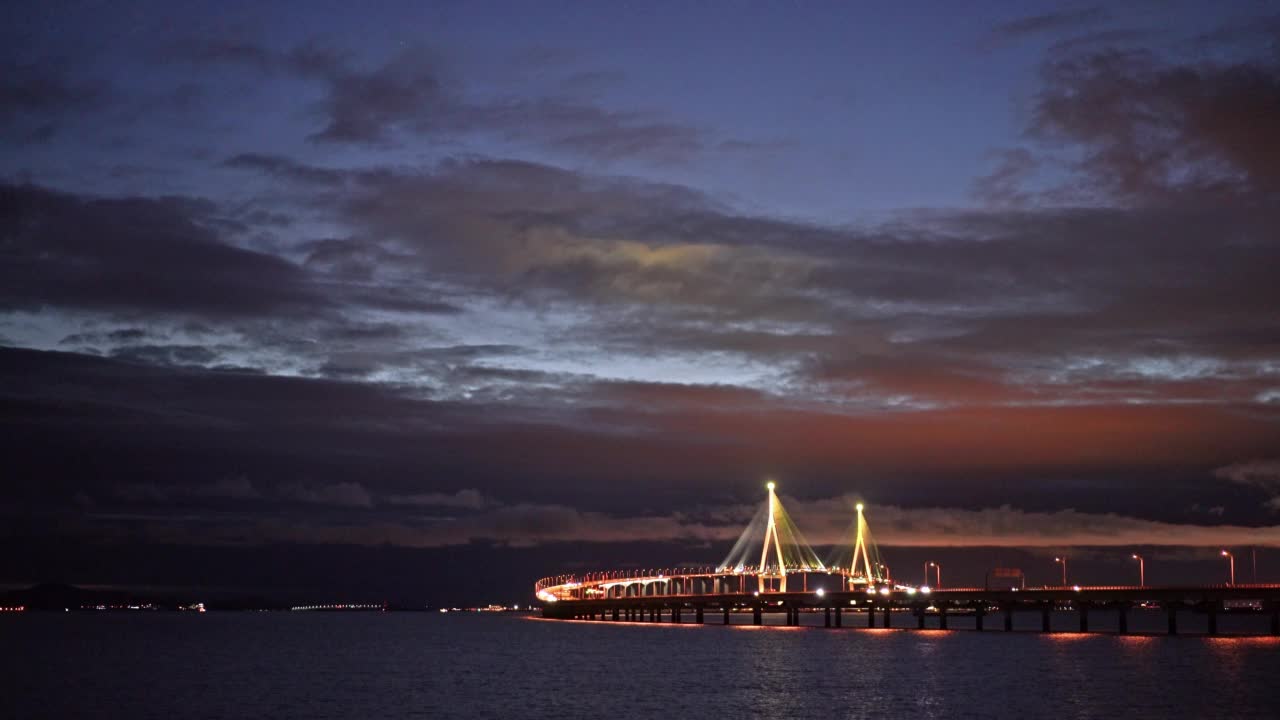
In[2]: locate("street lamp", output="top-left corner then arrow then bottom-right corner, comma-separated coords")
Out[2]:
1053,557 -> 1068,586
927,561 -> 941,588
1221,550 -> 1235,585
1131,553 -> 1144,588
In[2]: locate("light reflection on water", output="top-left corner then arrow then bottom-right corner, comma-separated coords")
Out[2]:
3,613 -> 1279,719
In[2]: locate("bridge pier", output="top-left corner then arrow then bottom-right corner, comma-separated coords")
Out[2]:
671,607 -> 680,624
1207,604 -> 1218,636
1271,606 -> 1280,636
1004,606 -> 1013,632
938,606 -> 947,630
695,606 -> 704,624
883,605 -> 892,628
916,607 -> 925,629
1117,605 -> 1128,634
1167,606 -> 1178,635
1042,605 -> 1052,633
752,604 -> 762,626
834,606 -> 842,627
867,605 -> 876,628
723,606 -> 730,625
1078,604 -> 1089,633
975,606 -> 984,631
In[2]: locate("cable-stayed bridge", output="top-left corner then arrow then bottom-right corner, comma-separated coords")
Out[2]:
534,483 -> 1280,636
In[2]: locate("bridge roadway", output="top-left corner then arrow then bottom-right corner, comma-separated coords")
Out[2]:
537,573 -> 1280,636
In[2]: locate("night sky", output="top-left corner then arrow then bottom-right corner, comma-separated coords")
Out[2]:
3,1 -> 1280,605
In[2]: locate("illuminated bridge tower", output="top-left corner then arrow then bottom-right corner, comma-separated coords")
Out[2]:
848,502 -> 874,583
758,482 -> 788,593
717,480 -> 825,594
832,501 -> 888,589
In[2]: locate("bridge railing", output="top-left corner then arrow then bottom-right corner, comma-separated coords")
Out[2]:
535,570 -> 1280,603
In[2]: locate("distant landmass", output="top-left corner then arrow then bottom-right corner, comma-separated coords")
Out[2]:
0,583 -> 517,612
0,582 -> 291,611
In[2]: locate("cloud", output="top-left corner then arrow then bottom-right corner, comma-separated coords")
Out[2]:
117,476 -> 262,502
185,39 -> 711,160
1029,46 -> 1280,203
386,489 -> 491,510
281,482 -> 374,508
0,183 -> 321,318
65,491 -> 1280,550
6,346 -> 1280,535
5,19 -> 1280,580
109,344 -> 222,367
785,497 -> 1280,548
0,62 -> 111,143
972,148 -> 1040,206
983,7 -> 1110,48
216,152 -> 1280,413
290,46 -> 446,145
9,137 -> 1280,429
1214,459 -> 1280,511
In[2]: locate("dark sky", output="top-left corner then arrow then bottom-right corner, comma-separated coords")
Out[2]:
3,1 -> 1280,605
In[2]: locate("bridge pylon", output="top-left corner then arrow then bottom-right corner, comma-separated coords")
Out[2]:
829,501 -> 887,589
848,502 -> 874,583
758,482 -> 788,593
716,480 -> 825,592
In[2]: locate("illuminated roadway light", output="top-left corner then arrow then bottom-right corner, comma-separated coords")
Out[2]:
879,587 -> 890,595
919,586 -> 931,594
855,503 -> 864,512
815,588 -> 825,597
1072,585 -> 1082,592
767,481 -> 775,490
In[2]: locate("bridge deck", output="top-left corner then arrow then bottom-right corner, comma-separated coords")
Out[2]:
537,572 -> 1280,635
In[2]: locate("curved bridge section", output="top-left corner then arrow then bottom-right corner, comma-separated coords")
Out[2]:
535,567 -> 868,603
